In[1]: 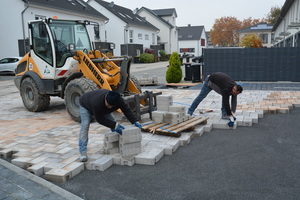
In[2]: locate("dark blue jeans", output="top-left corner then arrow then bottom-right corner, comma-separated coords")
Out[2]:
188,76 -> 227,116
188,76 -> 211,115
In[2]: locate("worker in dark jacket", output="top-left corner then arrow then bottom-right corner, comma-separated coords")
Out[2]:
78,89 -> 142,162
188,72 -> 243,127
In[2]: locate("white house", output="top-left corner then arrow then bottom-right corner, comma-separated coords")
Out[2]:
238,23 -> 273,48
0,0 -> 108,59
137,7 -> 178,54
87,0 -> 159,56
178,25 -> 207,57
272,0 -> 300,47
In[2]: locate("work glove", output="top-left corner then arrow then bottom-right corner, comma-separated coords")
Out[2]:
113,123 -> 125,135
134,122 -> 142,129
228,116 -> 235,127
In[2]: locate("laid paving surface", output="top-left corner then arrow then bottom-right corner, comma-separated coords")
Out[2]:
1,78 -> 300,185
56,107 -> 300,200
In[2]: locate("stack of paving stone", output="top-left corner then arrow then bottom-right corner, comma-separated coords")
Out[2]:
138,73 -> 158,86
152,95 -> 190,124
104,127 -> 142,156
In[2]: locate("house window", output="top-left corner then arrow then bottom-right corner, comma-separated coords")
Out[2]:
188,34 -> 193,39
260,33 -> 268,44
201,38 -> 205,46
180,48 -> 195,53
152,33 -> 155,44
145,34 -> 149,40
129,30 -> 133,43
138,33 -> 143,39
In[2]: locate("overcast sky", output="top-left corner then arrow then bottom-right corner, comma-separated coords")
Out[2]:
94,0 -> 285,31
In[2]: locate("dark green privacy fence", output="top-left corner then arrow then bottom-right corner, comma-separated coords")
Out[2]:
203,47 -> 300,82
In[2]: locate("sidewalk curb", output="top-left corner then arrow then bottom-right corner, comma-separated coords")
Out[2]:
0,158 -> 83,200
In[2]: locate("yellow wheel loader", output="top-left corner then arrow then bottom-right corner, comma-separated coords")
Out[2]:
14,18 -> 145,122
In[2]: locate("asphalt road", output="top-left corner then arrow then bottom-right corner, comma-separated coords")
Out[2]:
55,108 -> 300,200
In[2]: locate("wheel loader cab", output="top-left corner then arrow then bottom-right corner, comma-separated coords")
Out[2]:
30,19 -> 92,72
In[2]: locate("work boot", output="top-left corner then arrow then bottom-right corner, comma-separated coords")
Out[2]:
79,152 -> 88,162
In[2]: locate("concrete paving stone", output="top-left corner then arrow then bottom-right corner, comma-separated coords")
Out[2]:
91,156 -> 113,171
63,162 -> 84,178
179,133 -> 192,146
111,153 -> 122,165
255,109 -> 264,118
105,132 -> 119,142
119,142 -> 142,157
120,127 -> 142,144
277,107 -> 290,113
191,126 -> 205,137
156,144 -> 173,155
203,122 -> 213,132
135,148 -> 165,165
164,138 -> 180,152
44,162 -> 68,173
249,113 -> 259,123
120,156 -> 135,166
0,148 -> 13,158
243,117 -> 253,126
27,161 -> 49,176
11,157 -> 33,169
104,147 -> 119,154
45,168 -> 72,183
60,155 -> 79,165
105,141 -> 119,149
236,116 -> 245,126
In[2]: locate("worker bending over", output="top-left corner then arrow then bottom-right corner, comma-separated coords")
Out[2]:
188,72 -> 243,127
78,89 -> 142,162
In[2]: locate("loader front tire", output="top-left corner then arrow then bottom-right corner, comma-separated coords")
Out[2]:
20,77 -> 50,112
64,78 -> 98,122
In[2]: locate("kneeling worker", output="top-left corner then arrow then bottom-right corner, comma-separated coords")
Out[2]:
78,89 -> 142,162
188,72 -> 243,127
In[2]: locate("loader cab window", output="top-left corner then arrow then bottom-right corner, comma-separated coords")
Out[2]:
31,23 -> 53,65
49,20 -> 92,67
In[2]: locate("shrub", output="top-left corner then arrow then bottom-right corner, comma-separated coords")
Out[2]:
166,52 -> 182,83
159,50 -> 166,57
139,53 -> 154,63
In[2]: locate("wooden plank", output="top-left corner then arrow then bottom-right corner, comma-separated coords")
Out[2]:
141,117 -> 208,137
157,117 -> 208,133
142,123 -> 168,130
160,117 -> 201,131
171,117 -> 208,133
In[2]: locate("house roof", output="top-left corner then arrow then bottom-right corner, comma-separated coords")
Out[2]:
22,0 -> 108,20
152,8 -> 177,18
93,0 -> 159,31
238,23 -> 273,33
178,25 -> 204,40
272,0 -> 294,31
138,7 -> 174,28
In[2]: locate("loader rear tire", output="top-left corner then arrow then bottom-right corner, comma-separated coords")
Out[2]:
20,77 -> 50,112
64,78 -> 98,122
